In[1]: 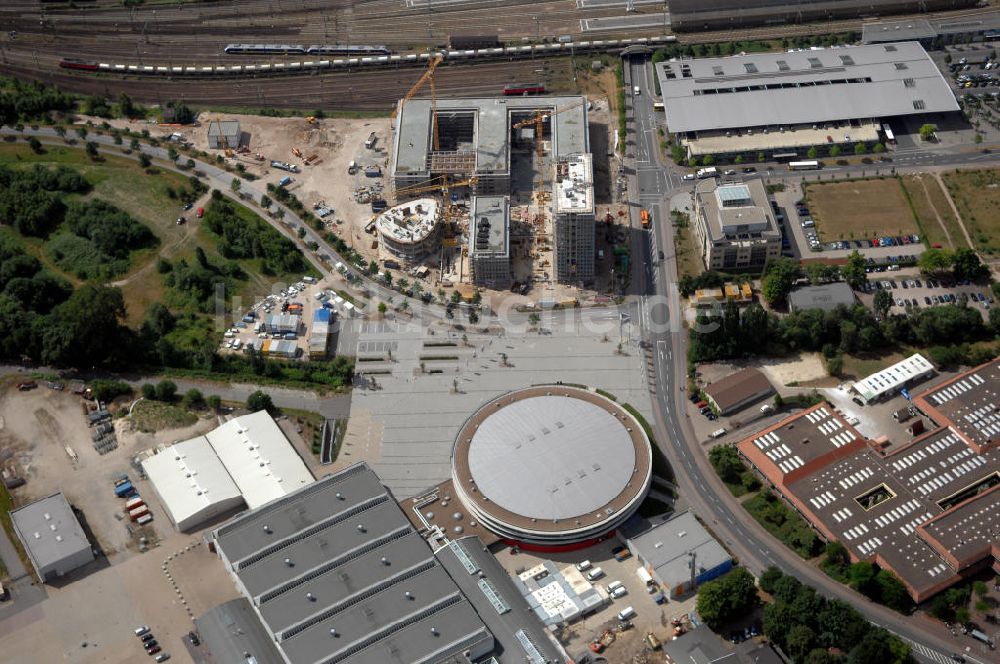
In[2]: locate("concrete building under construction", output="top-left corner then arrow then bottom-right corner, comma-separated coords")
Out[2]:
374,197 -> 442,263
390,95 -> 595,285
469,196 -> 511,289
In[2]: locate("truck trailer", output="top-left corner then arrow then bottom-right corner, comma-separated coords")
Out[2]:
114,481 -> 135,498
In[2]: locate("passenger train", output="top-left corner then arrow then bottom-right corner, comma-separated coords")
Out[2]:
223,44 -> 391,56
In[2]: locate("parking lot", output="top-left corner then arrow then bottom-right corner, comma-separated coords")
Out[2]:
223,275 -> 354,360
772,186 -> 925,264
858,273 -> 994,318
492,531 -> 700,662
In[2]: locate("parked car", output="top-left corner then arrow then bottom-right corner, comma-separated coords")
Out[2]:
134,626 -> 150,637
146,645 -> 161,655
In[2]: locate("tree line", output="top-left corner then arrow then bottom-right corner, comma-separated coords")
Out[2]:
202,191 -> 308,276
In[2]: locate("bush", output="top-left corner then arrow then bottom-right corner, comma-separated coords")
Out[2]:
154,379 -> 177,402
89,379 -> 133,403
206,394 -> 222,411
247,390 -> 276,414
140,383 -> 156,400
744,489 -> 822,558
182,388 -> 204,409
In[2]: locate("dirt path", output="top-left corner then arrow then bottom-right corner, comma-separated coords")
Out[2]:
109,194 -> 204,288
916,175 -> 956,250
933,172 -> 978,251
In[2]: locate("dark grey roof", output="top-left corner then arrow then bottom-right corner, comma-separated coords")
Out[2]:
10,493 -> 91,573
662,625 -> 739,664
435,538 -> 566,664
196,598 -> 285,664
656,42 -> 959,134
788,282 -> 857,312
624,512 -> 731,589
211,463 -> 560,664
862,18 -> 937,43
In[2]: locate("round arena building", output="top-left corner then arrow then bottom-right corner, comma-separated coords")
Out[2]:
451,386 -> 652,551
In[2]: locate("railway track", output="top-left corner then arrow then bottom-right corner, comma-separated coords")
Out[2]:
0,57 -> 569,111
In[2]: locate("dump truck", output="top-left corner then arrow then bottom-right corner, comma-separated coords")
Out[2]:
641,209 -> 650,229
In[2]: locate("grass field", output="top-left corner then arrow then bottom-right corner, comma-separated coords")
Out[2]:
840,351 -> 907,381
670,212 -> 703,281
0,142 -> 311,327
130,399 -> 199,432
940,168 -> 1000,256
804,178 -> 920,243
899,174 -> 971,251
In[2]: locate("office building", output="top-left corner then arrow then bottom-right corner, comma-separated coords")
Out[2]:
693,179 -> 782,271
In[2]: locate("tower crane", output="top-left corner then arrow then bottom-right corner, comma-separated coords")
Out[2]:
391,54 -> 443,152
511,98 -> 587,203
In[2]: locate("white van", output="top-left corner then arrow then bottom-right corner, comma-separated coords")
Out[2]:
611,586 -> 628,599
633,85 -> 640,96
586,567 -> 605,581
616,606 -> 636,621
709,428 -> 727,439
607,580 -> 624,593
575,560 -> 592,572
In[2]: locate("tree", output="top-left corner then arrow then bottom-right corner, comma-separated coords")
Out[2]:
41,285 -> 130,367
807,146 -> 819,159
246,390 -> 275,414
761,258 -> 801,307
842,250 -> 867,290
829,145 -> 841,158
787,624 -> 817,663
89,380 -> 132,403
378,301 -> 388,315
528,313 -> 541,327
702,154 -> 714,166
919,123 -> 937,141
138,153 -> 152,168
873,143 -> 886,154
206,394 -> 222,411
154,379 -> 177,402
917,247 -> 953,277
709,445 -> 745,485
757,151 -> 766,163
873,289 -> 893,319
260,194 -> 272,209
182,388 -> 204,409
848,561 -> 876,595
170,103 -> 194,125
952,248 -> 987,281
231,177 -> 241,193
118,92 -> 136,118
130,137 -> 140,151
55,126 -> 67,139
759,566 -> 784,594
847,628 -> 910,664
975,133 -> 984,145
85,141 -> 99,160
167,147 -> 179,162
27,136 -> 42,153
874,570 -> 912,613
141,383 -> 156,400
854,142 -> 867,156
185,158 -> 195,170
76,126 -> 87,140
695,568 -> 759,630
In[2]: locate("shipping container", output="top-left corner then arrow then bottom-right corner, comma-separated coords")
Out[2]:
136,513 -> 153,526
128,506 -> 150,521
115,481 -> 134,497
125,496 -> 145,510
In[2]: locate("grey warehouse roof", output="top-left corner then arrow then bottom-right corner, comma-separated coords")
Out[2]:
656,42 -> 959,134
788,282 -> 857,312
393,96 -> 589,177
10,492 -> 91,573
212,462 -> 559,664
624,511 -> 731,589
196,598 -> 285,664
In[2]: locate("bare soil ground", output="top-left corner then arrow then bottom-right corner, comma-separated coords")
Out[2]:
803,179 -> 920,243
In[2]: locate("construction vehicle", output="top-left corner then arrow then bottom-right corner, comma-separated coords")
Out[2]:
511,98 -> 587,203
292,147 -> 304,159
641,209 -> 650,229
306,116 -> 317,125
589,629 -> 615,653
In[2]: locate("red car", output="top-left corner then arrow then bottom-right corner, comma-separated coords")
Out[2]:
16,380 -> 37,391
146,645 -> 161,655
196,207 -> 204,218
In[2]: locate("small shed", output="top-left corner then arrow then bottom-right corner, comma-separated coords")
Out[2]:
207,120 -> 241,150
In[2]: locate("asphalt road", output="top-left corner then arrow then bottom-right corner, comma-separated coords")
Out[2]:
625,56 -> 987,664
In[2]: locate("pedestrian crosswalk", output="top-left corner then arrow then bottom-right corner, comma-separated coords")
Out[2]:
907,639 -> 955,664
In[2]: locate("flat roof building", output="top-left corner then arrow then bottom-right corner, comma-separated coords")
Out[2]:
553,153 -> 596,284
469,196 -> 511,288
693,178 -> 782,271
514,560 -> 607,627
210,462 -> 565,664
737,358 -> 1000,603
11,493 -> 93,582
788,282 -> 857,312
669,0 -> 975,33
863,11 -> 1000,45
451,386 -> 652,549
142,412 -> 314,531
703,367 -> 775,415
851,353 -> 935,405
656,42 -> 959,158
912,356 -> 1000,453
623,511 -> 733,598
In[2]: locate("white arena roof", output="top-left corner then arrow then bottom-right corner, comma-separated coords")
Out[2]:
142,411 -> 314,531
467,395 -> 636,520
656,41 -> 959,134
206,410 -> 314,509
452,386 -> 652,546
142,437 -> 243,531
852,353 -> 935,404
